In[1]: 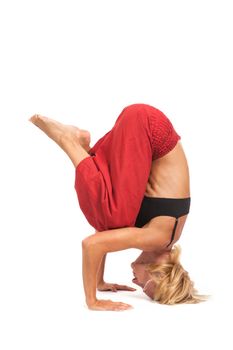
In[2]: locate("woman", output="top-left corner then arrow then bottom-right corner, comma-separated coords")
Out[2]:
29,103 -> 207,311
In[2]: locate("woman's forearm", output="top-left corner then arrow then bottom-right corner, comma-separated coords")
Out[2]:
94,230 -> 106,287
82,237 -> 105,307
97,254 -> 106,287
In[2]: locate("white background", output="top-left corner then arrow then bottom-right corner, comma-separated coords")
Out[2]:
0,0 -> 232,349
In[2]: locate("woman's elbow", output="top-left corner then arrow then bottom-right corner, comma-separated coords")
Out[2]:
82,236 -> 95,250
82,234 -> 108,257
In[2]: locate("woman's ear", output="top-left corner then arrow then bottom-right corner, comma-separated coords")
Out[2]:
143,279 -> 156,299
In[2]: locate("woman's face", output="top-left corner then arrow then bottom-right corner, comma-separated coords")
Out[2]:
131,250 -> 170,298
131,261 -> 151,288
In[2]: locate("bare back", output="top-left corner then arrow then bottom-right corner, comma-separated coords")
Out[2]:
145,141 -> 190,198
143,141 -> 190,247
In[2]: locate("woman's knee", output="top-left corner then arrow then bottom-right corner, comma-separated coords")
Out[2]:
116,104 -> 149,127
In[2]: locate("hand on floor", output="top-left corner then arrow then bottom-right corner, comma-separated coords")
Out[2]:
97,282 -> 136,292
88,299 -> 133,311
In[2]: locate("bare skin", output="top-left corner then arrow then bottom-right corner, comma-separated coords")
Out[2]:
143,141 -> 190,245
131,250 -> 171,299
29,114 -> 190,311
145,141 -> 190,199
84,142 -> 190,310
29,114 -> 91,167
96,142 -> 190,302
97,253 -> 136,293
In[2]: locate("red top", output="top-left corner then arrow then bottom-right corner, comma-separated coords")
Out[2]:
74,104 -> 181,231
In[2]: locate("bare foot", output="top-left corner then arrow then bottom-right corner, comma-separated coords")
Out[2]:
29,114 -> 91,152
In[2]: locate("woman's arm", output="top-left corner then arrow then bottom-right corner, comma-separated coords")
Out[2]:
96,254 -> 106,287
95,230 -> 106,287
82,222 -> 172,311
95,229 -> 107,288
82,239 -> 104,307
96,253 -> 136,292
82,237 -> 133,311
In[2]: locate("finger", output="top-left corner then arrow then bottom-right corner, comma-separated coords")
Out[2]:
116,285 -> 137,291
125,286 -> 137,291
113,305 -> 130,311
115,303 -> 133,311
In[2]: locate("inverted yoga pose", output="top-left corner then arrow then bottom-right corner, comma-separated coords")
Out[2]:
29,103 -> 207,311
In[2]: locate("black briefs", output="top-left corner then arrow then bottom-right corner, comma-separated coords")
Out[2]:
135,196 -> 191,248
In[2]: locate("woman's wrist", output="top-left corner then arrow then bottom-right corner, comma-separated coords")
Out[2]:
86,297 -> 98,308
97,279 -> 105,288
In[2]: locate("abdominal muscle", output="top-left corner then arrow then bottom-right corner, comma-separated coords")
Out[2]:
143,141 -> 191,246
144,141 -> 190,199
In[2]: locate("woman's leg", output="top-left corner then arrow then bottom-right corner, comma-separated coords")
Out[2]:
29,114 -> 91,168
75,104 -> 154,231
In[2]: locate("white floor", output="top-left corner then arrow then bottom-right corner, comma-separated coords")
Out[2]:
0,144 -> 232,349
1,1 -> 233,349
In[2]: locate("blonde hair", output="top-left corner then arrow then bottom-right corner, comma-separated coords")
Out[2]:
146,245 -> 210,305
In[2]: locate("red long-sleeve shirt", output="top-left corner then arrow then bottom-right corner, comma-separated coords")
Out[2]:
74,104 -> 181,231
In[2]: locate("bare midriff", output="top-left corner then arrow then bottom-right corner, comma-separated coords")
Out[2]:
144,141 -> 190,199
143,141 -> 190,247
